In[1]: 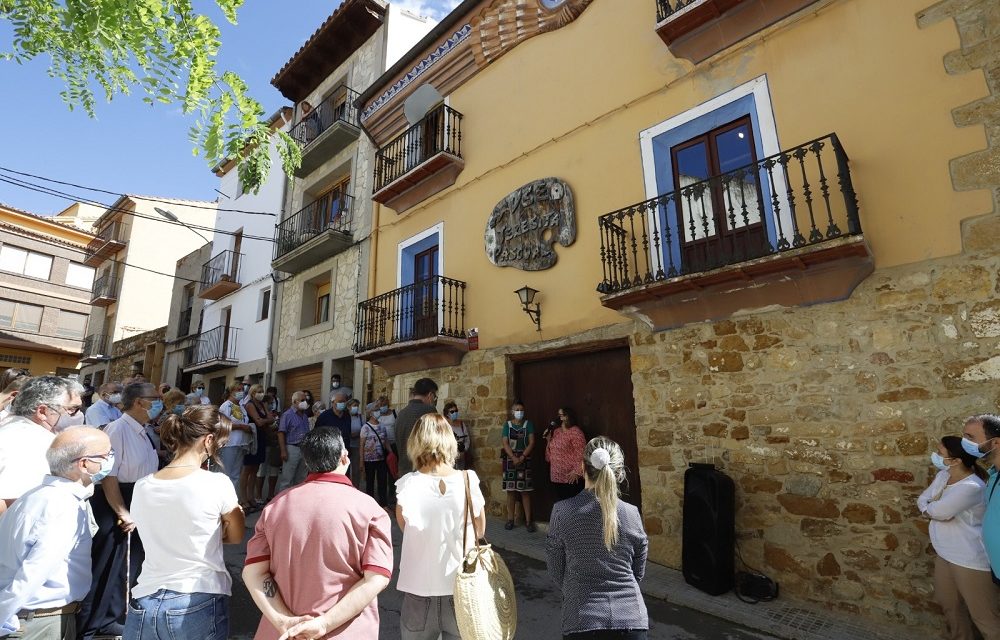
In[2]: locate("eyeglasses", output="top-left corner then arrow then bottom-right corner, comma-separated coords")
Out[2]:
74,448 -> 115,463
45,403 -> 83,416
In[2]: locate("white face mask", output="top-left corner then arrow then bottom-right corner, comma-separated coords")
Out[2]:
513,410 -> 525,420
54,412 -> 86,433
108,393 -> 122,404
255,393 -> 265,401
298,401 -> 310,411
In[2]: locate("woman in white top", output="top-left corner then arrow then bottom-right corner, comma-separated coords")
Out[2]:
125,405 -> 246,640
918,435 -> 1000,640
396,413 -> 486,640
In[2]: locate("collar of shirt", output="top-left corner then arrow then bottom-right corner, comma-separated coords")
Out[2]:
305,472 -> 353,487
122,412 -> 147,433
40,475 -> 91,501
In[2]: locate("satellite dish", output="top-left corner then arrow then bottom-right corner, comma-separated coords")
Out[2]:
404,85 -> 444,125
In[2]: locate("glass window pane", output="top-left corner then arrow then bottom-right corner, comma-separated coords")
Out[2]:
0,300 -> 13,328
24,252 -> 52,279
715,125 -> 761,231
66,263 -> 95,289
56,311 -> 88,338
674,142 -> 716,240
0,245 -> 27,274
13,304 -> 42,332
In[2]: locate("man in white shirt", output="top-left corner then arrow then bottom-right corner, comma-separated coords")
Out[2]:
77,383 -> 161,640
0,426 -> 112,640
0,376 -> 80,516
84,382 -> 122,427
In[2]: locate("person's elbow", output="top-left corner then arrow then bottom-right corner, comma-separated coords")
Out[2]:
365,572 -> 391,594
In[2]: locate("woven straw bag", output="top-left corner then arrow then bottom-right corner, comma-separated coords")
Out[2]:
454,471 -> 517,640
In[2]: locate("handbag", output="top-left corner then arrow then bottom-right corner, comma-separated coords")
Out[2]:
369,425 -> 399,479
454,471 -> 517,640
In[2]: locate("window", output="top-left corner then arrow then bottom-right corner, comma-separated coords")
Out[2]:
55,311 -> 88,339
315,282 -> 331,325
259,288 -> 271,322
66,262 -> 95,289
0,245 -> 53,280
0,300 -> 44,332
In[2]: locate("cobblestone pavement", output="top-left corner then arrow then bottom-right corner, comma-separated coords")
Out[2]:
225,512 -> 779,640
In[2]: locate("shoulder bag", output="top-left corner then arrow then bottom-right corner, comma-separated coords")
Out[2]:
369,424 -> 398,479
454,471 -> 517,640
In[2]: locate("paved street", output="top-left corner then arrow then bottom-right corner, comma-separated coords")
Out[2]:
225,513 -> 778,640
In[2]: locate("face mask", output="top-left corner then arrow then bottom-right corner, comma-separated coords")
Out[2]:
349,406 -> 359,415
108,393 -> 123,404
172,405 -> 185,416
298,401 -> 310,411
335,402 -> 347,411
234,391 -> 245,401
380,406 -> 389,415
269,402 -> 277,412
146,399 -> 164,421
86,450 -> 116,483
513,410 -> 524,420
243,384 -> 250,392
449,411 -> 460,421
194,388 -> 204,397
962,437 -> 987,459
930,452 -> 950,471
331,381 -> 340,389
55,411 -> 86,433
255,393 -> 265,401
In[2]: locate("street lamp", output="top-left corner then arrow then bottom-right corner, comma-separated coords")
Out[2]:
155,207 -> 210,244
514,285 -> 541,332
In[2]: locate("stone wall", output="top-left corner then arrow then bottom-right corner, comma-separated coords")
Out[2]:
109,326 -> 166,382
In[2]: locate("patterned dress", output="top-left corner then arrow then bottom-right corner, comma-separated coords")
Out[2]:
502,420 -> 534,492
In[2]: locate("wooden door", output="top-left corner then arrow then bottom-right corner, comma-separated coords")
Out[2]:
282,364 -> 322,410
410,246 -> 439,340
515,345 -> 640,522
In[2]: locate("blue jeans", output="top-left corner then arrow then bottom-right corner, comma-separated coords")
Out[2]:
124,590 -> 228,640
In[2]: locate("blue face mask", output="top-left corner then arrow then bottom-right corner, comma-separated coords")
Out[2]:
962,437 -> 987,459
449,411 -> 460,421
335,402 -> 347,411
380,406 -> 389,415
172,404 -> 185,416
234,391 -> 245,401
930,452 -> 950,471
147,400 -> 164,421
87,450 -> 116,483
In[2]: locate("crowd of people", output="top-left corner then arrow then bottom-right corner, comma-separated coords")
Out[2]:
0,369 -> 653,639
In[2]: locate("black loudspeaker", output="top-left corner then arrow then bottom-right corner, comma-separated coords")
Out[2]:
682,462 -> 735,596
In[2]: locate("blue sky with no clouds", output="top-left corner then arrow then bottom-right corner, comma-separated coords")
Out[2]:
0,0 -> 461,216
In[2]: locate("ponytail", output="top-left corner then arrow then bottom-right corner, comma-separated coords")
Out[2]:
583,436 -> 627,552
160,405 -> 232,468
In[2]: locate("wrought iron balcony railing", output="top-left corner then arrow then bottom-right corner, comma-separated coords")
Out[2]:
273,192 -> 354,261
597,133 -> 861,295
290,85 -> 360,147
187,326 -> 240,367
656,0 -> 696,22
82,333 -> 111,359
199,250 -> 242,295
355,276 -> 467,353
374,104 -> 463,193
84,220 -> 127,265
91,273 -> 119,300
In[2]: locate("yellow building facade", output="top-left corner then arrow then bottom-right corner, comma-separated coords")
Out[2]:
356,0 -> 998,627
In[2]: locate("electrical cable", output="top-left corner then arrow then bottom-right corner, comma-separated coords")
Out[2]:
0,175 -> 275,243
0,165 -> 279,216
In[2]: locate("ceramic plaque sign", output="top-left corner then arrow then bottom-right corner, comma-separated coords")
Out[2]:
484,177 -> 575,270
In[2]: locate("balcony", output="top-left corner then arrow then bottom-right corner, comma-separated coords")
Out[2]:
272,192 -> 354,273
198,250 -> 242,300
81,334 -> 111,363
290,85 -> 361,177
83,221 -> 126,267
90,274 -> 119,307
354,275 -> 468,375
373,104 -> 464,214
654,0 -> 821,63
597,133 -> 873,331
184,326 -> 240,373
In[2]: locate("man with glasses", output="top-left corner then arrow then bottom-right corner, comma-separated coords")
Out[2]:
77,383 -> 161,640
392,377 -> 439,477
0,376 -> 78,516
0,427 -> 111,640
84,382 -> 123,428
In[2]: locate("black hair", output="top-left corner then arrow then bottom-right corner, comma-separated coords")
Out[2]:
979,414 -> 1000,439
941,435 -> 987,479
411,378 -> 438,396
301,427 -> 345,473
559,406 -> 577,424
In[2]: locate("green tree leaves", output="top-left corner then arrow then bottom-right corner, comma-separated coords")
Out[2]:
1,0 -> 300,193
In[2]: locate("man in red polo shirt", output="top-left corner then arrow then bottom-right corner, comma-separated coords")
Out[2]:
243,428 -> 392,639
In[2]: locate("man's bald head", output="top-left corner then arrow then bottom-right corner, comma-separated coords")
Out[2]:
48,427 -> 111,483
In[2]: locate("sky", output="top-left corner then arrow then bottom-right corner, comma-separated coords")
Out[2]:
0,0 -> 460,217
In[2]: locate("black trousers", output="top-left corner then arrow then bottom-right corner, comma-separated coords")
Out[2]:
552,480 -> 584,502
365,460 -> 389,506
564,630 -> 648,640
76,483 -> 144,640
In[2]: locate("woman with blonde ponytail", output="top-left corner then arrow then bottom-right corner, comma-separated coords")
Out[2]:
546,436 -> 649,640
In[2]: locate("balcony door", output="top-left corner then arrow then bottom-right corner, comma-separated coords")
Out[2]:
409,245 -> 439,341
671,117 -> 767,273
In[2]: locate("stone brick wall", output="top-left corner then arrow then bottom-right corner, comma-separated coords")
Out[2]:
110,326 -> 166,382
